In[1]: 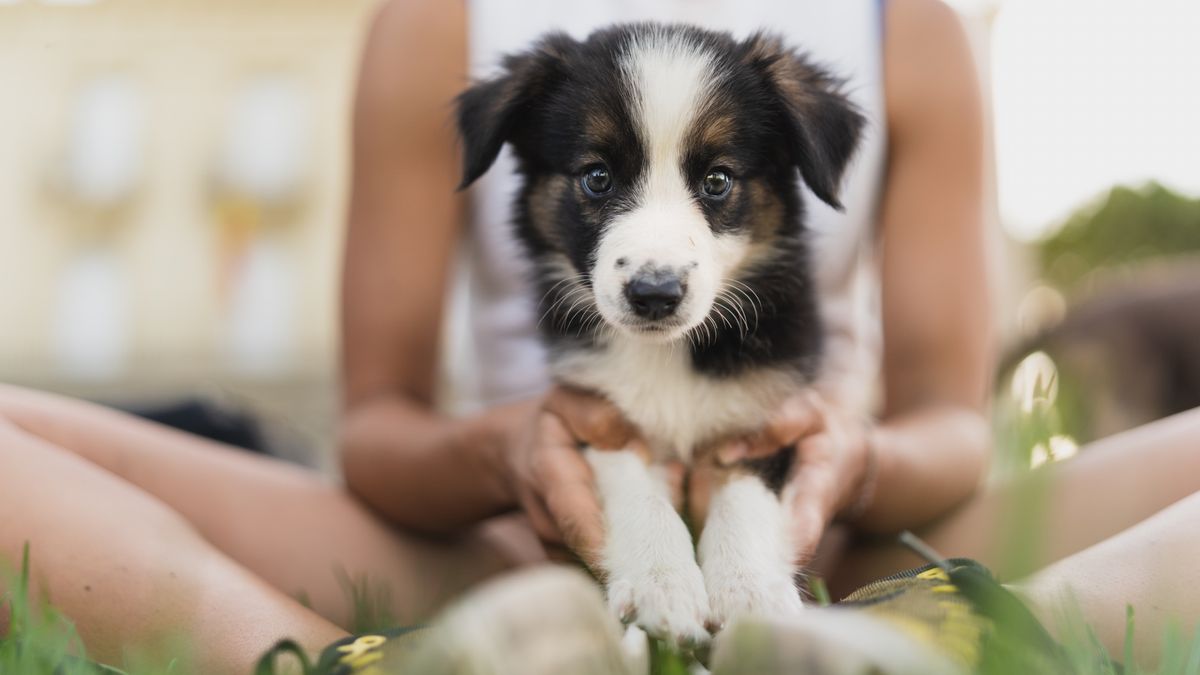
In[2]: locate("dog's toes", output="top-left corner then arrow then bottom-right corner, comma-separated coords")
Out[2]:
675,624 -> 712,653
607,572 -> 712,648
704,614 -> 725,635
707,575 -> 805,630
606,578 -> 638,624
637,597 -> 711,648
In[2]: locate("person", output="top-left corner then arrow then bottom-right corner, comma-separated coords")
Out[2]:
0,0 -> 1197,672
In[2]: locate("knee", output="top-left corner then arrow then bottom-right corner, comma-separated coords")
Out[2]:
0,384 -> 22,426
0,384 -> 43,431
0,406 -> 20,435
0,385 -> 101,443
0,382 -> 27,410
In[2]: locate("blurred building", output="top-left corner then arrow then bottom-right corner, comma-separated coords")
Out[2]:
0,0 -> 378,466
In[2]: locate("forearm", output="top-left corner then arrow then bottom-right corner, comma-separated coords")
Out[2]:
339,395 -> 529,533
852,404 -> 991,533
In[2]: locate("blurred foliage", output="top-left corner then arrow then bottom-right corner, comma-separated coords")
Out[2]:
1038,182 -> 1200,290
1,545 -> 98,675
0,544 -> 170,675
333,567 -> 397,635
993,352 -> 1089,476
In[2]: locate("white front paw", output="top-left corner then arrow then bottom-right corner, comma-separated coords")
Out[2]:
706,569 -> 805,631
607,564 -> 712,648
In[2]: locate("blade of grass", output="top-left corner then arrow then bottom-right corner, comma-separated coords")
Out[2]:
1159,623 -> 1184,675
1184,624 -> 1200,675
808,577 -> 832,607
1124,605 -> 1136,673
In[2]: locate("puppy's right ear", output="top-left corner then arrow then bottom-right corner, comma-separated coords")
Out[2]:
456,33 -> 575,189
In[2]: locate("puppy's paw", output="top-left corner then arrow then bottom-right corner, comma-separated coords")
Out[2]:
607,565 -> 711,648
705,571 -> 805,632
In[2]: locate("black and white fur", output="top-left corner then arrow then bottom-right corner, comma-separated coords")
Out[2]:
458,23 -> 864,645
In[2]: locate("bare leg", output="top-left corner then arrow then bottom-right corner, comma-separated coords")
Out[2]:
0,385 -> 540,668
1015,490 -> 1200,668
0,416 -> 345,672
830,407 -> 1200,594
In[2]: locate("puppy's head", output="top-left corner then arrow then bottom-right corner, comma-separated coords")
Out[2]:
458,24 -> 864,343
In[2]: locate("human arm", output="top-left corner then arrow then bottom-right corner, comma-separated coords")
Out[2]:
338,0 -> 516,532
338,3 -> 641,565
858,0 -> 993,532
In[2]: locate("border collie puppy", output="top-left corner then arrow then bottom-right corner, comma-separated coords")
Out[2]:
457,23 -> 863,645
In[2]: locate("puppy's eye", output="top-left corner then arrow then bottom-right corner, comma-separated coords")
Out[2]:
701,168 -> 733,199
581,164 -> 613,197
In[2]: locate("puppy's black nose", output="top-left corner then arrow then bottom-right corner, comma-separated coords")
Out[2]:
625,275 -> 683,320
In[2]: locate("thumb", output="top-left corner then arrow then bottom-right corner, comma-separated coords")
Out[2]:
716,396 -> 823,466
786,497 -> 828,566
760,395 -> 824,449
782,435 -> 840,564
544,386 -> 635,450
535,412 -> 607,569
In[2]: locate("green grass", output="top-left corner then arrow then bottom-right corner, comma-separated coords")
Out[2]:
1042,601 -> 1200,675
0,544 -> 196,675
647,640 -> 691,675
1,544 -> 125,675
332,566 -> 397,635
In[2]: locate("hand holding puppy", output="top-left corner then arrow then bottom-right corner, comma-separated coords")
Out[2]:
502,386 -> 681,570
692,391 -> 877,566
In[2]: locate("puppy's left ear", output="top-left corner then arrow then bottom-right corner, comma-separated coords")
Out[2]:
456,32 -> 576,189
742,33 -> 866,210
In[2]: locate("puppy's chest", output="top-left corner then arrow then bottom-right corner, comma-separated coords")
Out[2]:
553,340 -> 800,462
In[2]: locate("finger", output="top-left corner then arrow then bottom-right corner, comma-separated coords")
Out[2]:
544,482 -> 604,556
525,412 -> 592,499
786,499 -> 828,566
520,413 -> 586,546
534,413 -> 607,567
784,437 -> 840,507
686,462 -> 719,529
544,386 -> 635,450
714,437 -> 752,466
782,436 -> 841,564
542,541 -> 584,565
657,461 -> 686,512
530,412 -> 598,487
755,395 -> 824,452
520,492 -> 564,545
543,479 -> 605,569
716,396 -> 824,466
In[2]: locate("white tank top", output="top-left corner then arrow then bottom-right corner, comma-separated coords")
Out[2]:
446,0 -> 888,414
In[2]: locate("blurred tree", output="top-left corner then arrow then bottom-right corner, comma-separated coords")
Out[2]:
1038,182 -> 1200,291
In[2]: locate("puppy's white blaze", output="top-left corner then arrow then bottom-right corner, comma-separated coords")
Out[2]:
592,31 -> 750,336
621,29 -> 716,198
